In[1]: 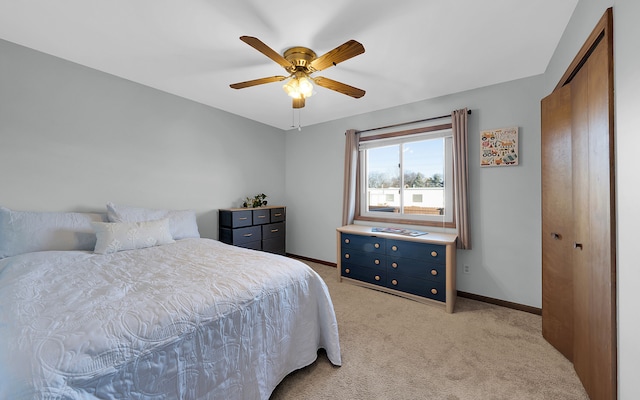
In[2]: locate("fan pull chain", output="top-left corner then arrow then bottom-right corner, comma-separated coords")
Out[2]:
291,109 -> 303,131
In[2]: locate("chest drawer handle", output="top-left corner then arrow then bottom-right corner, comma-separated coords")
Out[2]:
391,245 -> 398,251
374,259 -> 380,265
430,251 -> 438,257
391,262 -> 398,268
374,243 -> 380,249
271,228 -> 279,233
344,238 -> 350,244
431,288 -> 438,295
391,279 -> 398,286
374,275 -> 381,281
243,233 -> 253,237
431,269 -> 438,276
257,215 -> 266,219
274,213 -> 282,217
344,253 -> 350,259
239,217 -> 248,220
345,268 -> 350,274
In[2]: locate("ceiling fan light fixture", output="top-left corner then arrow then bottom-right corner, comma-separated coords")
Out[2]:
283,73 -> 314,99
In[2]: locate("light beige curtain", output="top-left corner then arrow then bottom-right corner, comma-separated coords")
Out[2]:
452,108 -> 471,249
342,129 -> 360,226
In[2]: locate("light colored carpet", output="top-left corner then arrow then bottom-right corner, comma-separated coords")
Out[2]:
270,261 -> 588,400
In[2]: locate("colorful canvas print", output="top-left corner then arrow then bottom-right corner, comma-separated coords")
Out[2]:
480,126 -> 519,167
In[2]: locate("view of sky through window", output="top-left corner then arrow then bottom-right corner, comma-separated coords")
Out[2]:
368,139 -> 444,185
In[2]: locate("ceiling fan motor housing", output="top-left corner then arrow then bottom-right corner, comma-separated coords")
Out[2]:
283,47 -> 317,72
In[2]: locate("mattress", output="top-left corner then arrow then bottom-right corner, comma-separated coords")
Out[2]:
0,238 -> 341,399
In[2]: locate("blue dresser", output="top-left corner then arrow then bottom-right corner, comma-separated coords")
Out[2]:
337,225 -> 457,313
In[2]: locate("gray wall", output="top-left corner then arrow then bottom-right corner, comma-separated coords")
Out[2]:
0,39 -> 286,239
285,76 -> 546,308
614,0 -> 640,395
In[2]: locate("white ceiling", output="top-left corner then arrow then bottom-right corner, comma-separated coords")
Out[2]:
0,0 -> 578,131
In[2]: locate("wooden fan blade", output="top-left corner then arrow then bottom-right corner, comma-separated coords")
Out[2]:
240,36 -> 292,70
230,75 -> 288,89
309,40 -> 365,72
313,76 -> 366,98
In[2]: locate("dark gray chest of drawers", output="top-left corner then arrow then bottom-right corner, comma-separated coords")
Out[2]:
219,206 -> 286,255
337,224 -> 457,313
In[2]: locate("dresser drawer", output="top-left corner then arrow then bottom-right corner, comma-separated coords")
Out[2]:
342,250 -> 385,271
236,240 -> 261,251
262,222 -> 285,239
387,259 -> 445,283
341,233 -> 385,254
252,208 -> 270,225
387,239 -> 445,264
219,209 -> 252,228
342,264 -> 386,287
262,236 -> 285,255
270,208 -> 285,222
388,276 -> 445,302
230,225 -> 261,245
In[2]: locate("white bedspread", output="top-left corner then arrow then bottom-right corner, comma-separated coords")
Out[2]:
0,238 -> 341,399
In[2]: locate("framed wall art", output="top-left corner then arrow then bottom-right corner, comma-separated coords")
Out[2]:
480,126 -> 519,167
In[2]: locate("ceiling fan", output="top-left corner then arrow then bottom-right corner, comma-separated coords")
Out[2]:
230,36 -> 366,109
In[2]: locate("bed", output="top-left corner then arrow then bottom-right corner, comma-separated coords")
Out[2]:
0,205 -> 341,399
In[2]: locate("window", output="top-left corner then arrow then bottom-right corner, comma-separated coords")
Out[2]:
358,127 -> 454,227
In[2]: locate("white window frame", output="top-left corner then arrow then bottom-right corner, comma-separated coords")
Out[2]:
358,128 -> 454,227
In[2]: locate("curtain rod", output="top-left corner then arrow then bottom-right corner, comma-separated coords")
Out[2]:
355,109 -> 471,134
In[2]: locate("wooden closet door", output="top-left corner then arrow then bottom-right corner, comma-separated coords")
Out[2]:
541,9 -> 615,400
541,84 -> 573,361
571,32 -> 616,400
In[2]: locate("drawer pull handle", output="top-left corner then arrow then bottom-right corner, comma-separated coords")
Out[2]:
391,279 -> 398,286
243,233 -> 253,237
257,215 -> 266,219
374,243 -> 380,249
344,238 -> 350,244
431,288 -> 438,295
374,259 -> 380,265
431,251 -> 438,257
239,217 -> 248,220
274,213 -> 282,217
431,269 -> 438,276
271,229 -> 279,233
391,245 -> 398,251
391,262 -> 398,268
345,268 -> 350,274
374,275 -> 381,281
345,253 -> 350,259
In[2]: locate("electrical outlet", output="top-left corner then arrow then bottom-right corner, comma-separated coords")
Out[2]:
463,264 -> 471,274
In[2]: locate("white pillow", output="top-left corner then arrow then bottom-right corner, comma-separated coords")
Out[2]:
92,219 -> 175,254
0,206 -> 107,259
106,203 -> 200,240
